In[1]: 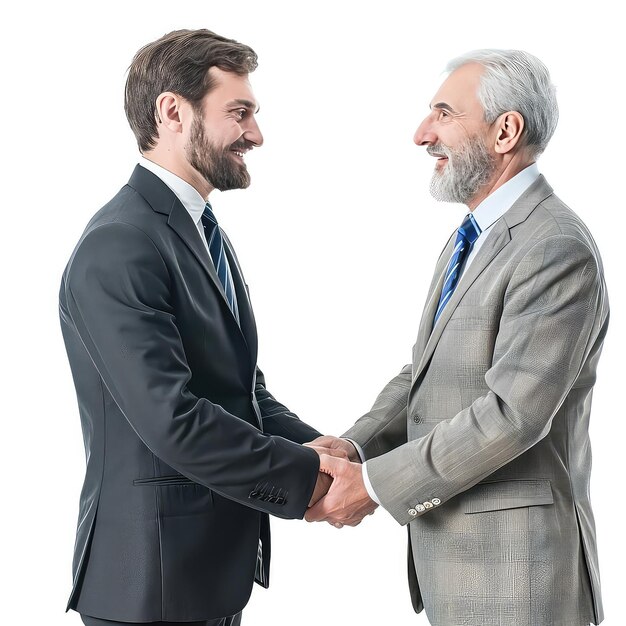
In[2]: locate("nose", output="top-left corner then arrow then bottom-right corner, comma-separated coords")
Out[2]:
244,116 -> 264,147
413,116 -> 437,146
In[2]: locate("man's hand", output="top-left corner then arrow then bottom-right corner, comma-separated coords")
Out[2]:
309,471 -> 332,507
305,454 -> 378,526
304,436 -> 361,462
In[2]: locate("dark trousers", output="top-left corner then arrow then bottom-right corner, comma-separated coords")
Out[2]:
81,612 -> 242,626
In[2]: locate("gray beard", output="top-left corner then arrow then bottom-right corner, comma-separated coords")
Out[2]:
186,116 -> 251,192
429,137 -> 495,205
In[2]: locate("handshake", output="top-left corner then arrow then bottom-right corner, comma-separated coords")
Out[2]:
303,436 -> 379,529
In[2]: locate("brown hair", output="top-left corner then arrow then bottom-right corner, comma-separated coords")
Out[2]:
124,29 -> 258,152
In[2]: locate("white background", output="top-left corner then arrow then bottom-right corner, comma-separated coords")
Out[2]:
1,1 -> 623,624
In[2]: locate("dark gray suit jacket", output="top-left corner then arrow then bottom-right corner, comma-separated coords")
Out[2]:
59,165 -> 321,622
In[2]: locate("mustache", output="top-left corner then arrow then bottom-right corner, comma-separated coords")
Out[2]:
426,144 -> 451,158
229,139 -> 255,151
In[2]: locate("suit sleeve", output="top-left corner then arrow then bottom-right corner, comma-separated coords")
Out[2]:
254,368 -> 323,443
364,234 -> 608,525
65,221 -> 319,520
341,364 -> 412,458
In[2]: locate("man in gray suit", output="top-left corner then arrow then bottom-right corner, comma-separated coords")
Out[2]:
306,50 -> 608,626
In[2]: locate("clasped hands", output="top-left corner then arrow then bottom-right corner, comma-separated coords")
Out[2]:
304,436 -> 378,528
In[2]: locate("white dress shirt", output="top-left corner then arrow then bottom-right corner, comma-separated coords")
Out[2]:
358,163 -> 541,506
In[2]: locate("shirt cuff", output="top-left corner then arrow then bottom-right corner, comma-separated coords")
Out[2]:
362,462 -> 382,506
342,438 -> 365,463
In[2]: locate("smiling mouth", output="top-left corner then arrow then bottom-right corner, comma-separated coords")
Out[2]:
230,143 -> 253,160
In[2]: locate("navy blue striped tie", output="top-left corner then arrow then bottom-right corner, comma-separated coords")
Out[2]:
202,202 -> 240,323
433,213 -> 482,325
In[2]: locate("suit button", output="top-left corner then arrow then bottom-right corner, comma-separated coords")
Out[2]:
432,498 -> 441,506
423,501 -> 433,509
412,415 -> 420,423
408,508 -> 418,517
416,504 -> 426,513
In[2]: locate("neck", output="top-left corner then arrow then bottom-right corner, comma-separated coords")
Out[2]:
467,156 -> 535,211
142,149 -> 215,200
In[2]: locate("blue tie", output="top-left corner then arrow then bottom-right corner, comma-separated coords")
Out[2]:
201,202 -> 240,323
433,213 -> 482,325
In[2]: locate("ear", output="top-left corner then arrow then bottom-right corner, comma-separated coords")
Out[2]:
155,92 -> 185,135
493,111 -> 525,154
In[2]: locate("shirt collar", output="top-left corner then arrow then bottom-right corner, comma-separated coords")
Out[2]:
471,163 -> 540,232
139,156 -> 208,224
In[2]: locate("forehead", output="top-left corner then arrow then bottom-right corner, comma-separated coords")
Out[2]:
430,62 -> 484,116
204,67 -> 258,108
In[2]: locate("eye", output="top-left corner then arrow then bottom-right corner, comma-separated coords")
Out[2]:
233,108 -> 247,121
439,109 -> 450,119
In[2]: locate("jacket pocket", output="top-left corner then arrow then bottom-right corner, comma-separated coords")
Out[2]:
133,475 -> 196,487
464,478 -> 553,514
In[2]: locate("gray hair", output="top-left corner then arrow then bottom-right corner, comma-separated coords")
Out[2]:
446,49 -> 558,158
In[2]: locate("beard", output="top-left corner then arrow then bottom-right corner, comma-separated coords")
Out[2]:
186,115 -> 251,191
428,136 -> 496,205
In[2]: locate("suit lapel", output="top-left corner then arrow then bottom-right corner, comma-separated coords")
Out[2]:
411,175 -> 554,386
166,200 -> 232,304
412,222 -> 511,382
127,165 -> 252,352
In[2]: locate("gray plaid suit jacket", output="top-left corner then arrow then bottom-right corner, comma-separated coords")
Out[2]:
343,176 -> 608,626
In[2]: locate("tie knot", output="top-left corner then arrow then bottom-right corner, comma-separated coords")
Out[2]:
202,201 -> 218,226
457,213 -> 481,245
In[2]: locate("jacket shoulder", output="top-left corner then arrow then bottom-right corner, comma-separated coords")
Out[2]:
85,184 -> 161,233
527,193 -> 597,247
514,188 -> 603,269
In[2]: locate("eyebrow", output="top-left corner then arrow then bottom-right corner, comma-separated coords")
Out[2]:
228,98 -> 260,114
430,102 -> 458,114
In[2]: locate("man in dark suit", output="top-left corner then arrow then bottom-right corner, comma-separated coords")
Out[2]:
59,29 -> 333,626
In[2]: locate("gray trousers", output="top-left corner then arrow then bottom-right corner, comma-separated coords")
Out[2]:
81,612 -> 242,626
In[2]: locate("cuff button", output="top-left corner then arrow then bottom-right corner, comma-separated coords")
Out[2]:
408,508 -> 418,516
